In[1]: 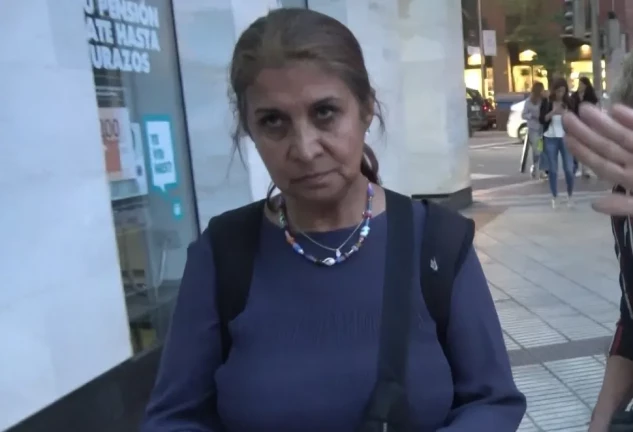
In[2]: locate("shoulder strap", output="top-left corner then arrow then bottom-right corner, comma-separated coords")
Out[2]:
419,200 -> 475,358
359,189 -> 414,432
379,190 -> 415,387
207,199 -> 265,362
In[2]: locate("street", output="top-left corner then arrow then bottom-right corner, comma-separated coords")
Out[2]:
470,130 -> 612,194
467,131 -> 617,431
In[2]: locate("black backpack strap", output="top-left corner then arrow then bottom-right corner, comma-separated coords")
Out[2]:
207,199 -> 266,362
419,200 -> 475,358
359,189 -> 415,432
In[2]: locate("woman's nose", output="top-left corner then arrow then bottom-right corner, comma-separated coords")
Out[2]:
291,122 -> 323,161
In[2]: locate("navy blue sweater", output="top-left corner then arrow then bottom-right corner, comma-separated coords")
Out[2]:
142,201 -> 526,431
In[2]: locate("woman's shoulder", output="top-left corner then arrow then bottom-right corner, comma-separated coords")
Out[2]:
409,198 -> 473,237
207,200 -> 267,229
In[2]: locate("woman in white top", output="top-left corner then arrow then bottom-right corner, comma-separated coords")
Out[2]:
539,78 -> 575,208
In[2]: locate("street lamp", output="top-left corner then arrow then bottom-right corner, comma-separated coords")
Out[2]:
589,0 -> 603,96
477,0 -> 486,97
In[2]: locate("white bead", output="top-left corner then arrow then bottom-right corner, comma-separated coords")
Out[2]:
322,257 -> 336,266
360,226 -> 370,237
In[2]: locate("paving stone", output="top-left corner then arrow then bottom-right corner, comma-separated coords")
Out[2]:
517,416 -> 539,431
513,364 -> 591,431
544,357 -> 605,407
469,201 -> 620,431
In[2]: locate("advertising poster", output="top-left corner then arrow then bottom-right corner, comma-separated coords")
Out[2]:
144,117 -> 178,194
100,107 -> 137,182
85,0 -> 166,201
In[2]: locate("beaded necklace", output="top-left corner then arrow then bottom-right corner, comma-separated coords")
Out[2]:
279,183 -> 374,266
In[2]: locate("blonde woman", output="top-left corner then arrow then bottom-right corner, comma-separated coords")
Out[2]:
522,82 -> 547,178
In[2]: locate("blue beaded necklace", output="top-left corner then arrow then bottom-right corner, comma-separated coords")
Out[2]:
279,183 -> 374,266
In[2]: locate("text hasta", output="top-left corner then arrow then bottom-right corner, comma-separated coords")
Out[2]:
85,0 -> 162,74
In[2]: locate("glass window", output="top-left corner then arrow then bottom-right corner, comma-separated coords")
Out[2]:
84,0 -> 198,353
512,65 -> 549,93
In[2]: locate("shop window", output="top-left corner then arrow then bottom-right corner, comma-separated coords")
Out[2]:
464,67 -> 493,98
84,0 -> 198,354
512,65 -> 548,93
569,60 -> 606,91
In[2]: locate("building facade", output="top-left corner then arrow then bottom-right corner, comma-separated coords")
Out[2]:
463,0 -> 632,99
1,0 -> 470,431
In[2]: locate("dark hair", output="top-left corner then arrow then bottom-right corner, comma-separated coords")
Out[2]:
530,82 -> 544,101
228,8 -> 384,203
531,82 -> 544,94
549,77 -> 572,108
578,76 -> 598,102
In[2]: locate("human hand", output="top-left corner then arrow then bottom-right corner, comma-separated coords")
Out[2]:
562,103 -> 633,216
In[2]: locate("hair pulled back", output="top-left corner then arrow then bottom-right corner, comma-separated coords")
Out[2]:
228,8 -> 384,186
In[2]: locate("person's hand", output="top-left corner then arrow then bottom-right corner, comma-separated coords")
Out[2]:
562,103 -> 633,216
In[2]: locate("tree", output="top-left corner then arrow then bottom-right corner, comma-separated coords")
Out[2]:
500,0 -> 568,83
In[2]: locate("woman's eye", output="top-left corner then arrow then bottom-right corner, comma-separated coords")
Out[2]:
315,106 -> 336,120
260,115 -> 282,128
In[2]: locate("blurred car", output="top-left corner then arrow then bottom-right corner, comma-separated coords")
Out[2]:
466,88 -> 488,131
482,98 -> 496,129
506,99 -> 527,143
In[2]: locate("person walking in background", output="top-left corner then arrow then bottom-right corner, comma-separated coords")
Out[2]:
522,82 -> 548,179
571,76 -> 599,178
563,53 -> 633,432
540,78 -> 575,209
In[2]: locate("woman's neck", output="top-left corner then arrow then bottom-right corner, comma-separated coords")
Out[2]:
281,177 -> 372,232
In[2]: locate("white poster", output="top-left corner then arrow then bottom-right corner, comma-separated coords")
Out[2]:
482,30 -> 497,56
145,119 -> 177,193
99,107 -> 137,182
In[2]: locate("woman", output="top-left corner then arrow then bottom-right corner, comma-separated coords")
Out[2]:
572,76 -> 599,110
571,76 -> 599,177
522,82 -> 547,178
141,8 -> 525,432
540,78 -> 575,208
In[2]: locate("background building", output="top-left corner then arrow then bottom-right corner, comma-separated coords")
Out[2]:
1,0 -> 470,431
462,0 -> 632,98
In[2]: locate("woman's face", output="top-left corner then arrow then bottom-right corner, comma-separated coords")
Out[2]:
533,86 -> 543,98
578,81 -> 586,92
245,61 -> 371,204
555,86 -> 567,101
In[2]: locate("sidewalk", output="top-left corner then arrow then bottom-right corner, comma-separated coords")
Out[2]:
465,194 -> 621,431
